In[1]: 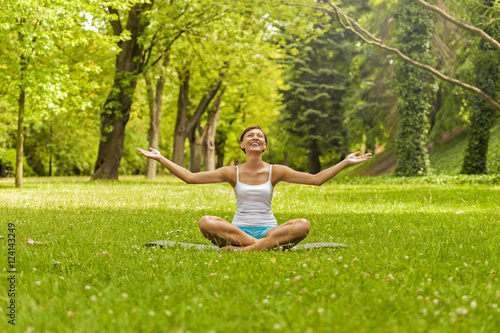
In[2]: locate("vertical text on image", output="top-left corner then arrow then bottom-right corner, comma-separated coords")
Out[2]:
7,222 -> 16,325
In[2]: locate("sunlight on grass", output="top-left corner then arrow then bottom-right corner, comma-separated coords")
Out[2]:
0,176 -> 498,332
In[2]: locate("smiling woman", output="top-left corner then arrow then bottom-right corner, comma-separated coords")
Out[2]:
136,125 -> 372,251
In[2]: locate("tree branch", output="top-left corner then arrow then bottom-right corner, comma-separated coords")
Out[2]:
282,1 -> 500,113
414,0 -> 500,52
108,7 -> 122,36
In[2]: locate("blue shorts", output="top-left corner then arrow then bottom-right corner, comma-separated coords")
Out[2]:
236,226 -> 275,239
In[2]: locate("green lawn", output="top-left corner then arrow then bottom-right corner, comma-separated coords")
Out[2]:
1,176 -> 499,332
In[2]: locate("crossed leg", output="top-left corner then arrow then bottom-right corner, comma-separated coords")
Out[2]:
198,215 -> 311,251
198,215 -> 257,247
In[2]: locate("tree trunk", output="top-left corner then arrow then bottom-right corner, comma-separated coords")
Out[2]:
172,70 -> 190,166
144,54 -> 170,180
92,3 -> 152,180
393,0 -> 432,177
173,68 -> 223,168
203,87 -> 226,171
15,54 -> 27,189
308,138 -> 321,174
188,123 -> 203,173
461,11 -> 499,174
215,128 -> 227,168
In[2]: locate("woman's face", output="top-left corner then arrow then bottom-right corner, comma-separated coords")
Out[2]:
240,129 -> 267,153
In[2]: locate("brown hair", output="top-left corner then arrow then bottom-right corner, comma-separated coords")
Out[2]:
240,126 -> 267,154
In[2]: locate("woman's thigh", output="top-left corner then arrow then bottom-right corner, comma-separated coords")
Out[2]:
264,218 -> 311,238
198,215 -> 257,246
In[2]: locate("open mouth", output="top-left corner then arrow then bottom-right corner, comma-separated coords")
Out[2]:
250,143 -> 260,147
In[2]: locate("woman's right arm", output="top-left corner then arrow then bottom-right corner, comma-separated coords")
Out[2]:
136,147 -> 232,184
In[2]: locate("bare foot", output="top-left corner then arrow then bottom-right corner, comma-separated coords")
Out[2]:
221,245 -> 247,251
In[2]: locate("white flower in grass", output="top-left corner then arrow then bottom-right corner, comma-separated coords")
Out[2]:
122,293 -> 128,299
485,261 -> 488,266
491,304 -> 498,309
35,281 -> 41,286
470,300 -> 477,309
33,268 -> 36,271
405,256 -> 409,260
165,310 -> 172,316
387,274 -> 394,281
375,274 -> 379,279
417,296 -> 423,300
274,282 -> 280,288
456,307 -> 468,315
90,295 -> 97,302
273,324 -> 281,330
464,263 -> 468,267
337,256 -> 343,262
164,295 -> 169,300
303,264 -> 307,268
331,293 -> 337,299
149,310 -> 155,316
85,285 -> 91,290
60,276 -> 65,280
67,311 -> 75,317
263,299 -> 269,304
462,295 -> 468,301
317,308 -> 325,315
294,276 -> 301,281
344,265 -> 348,269
433,299 -> 439,306
108,309 -> 113,314
422,308 -> 427,315
448,277 -> 453,282
27,239 -> 35,245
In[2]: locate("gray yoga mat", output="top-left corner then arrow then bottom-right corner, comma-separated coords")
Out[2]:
144,240 -> 348,250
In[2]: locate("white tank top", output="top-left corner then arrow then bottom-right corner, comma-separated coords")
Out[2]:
231,165 -> 278,227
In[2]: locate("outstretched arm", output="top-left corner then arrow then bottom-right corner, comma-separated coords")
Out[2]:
273,151 -> 372,186
136,147 -> 231,184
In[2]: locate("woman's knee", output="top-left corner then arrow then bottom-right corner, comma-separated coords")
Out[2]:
198,215 -> 215,231
295,218 -> 311,234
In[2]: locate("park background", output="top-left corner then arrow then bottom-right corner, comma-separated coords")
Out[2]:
1,0 -> 499,332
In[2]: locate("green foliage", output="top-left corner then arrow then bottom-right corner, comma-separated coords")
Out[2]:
461,3 -> 500,174
279,25 -> 356,172
393,0 -> 435,176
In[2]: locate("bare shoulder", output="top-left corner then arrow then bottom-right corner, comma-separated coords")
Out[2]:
271,164 -> 316,186
271,164 -> 294,183
218,165 -> 237,186
271,164 -> 292,175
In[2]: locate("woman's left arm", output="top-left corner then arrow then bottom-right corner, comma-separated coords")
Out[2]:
273,152 -> 372,186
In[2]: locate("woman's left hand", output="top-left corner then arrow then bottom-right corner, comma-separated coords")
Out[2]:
344,151 -> 372,165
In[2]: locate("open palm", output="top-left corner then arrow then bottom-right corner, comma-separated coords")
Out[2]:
345,151 -> 372,165
136,147 -> 162,160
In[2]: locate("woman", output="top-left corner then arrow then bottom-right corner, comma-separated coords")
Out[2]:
136,126 -> 371,251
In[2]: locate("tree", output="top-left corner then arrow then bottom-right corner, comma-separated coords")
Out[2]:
286,0 -> 500,112
92,2 -> 153,180
393,0 -> 435,176
461,0 -> 500,174
0,0 -> 113,187
280,25 -> 354,173
144,53 -> 170,180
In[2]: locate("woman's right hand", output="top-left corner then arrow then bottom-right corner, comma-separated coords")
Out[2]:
136,147 -> 162,160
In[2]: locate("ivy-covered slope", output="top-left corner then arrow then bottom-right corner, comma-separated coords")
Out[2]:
338,123 -> 500,177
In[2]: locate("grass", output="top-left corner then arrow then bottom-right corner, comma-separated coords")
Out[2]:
1,176 -> 499,332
